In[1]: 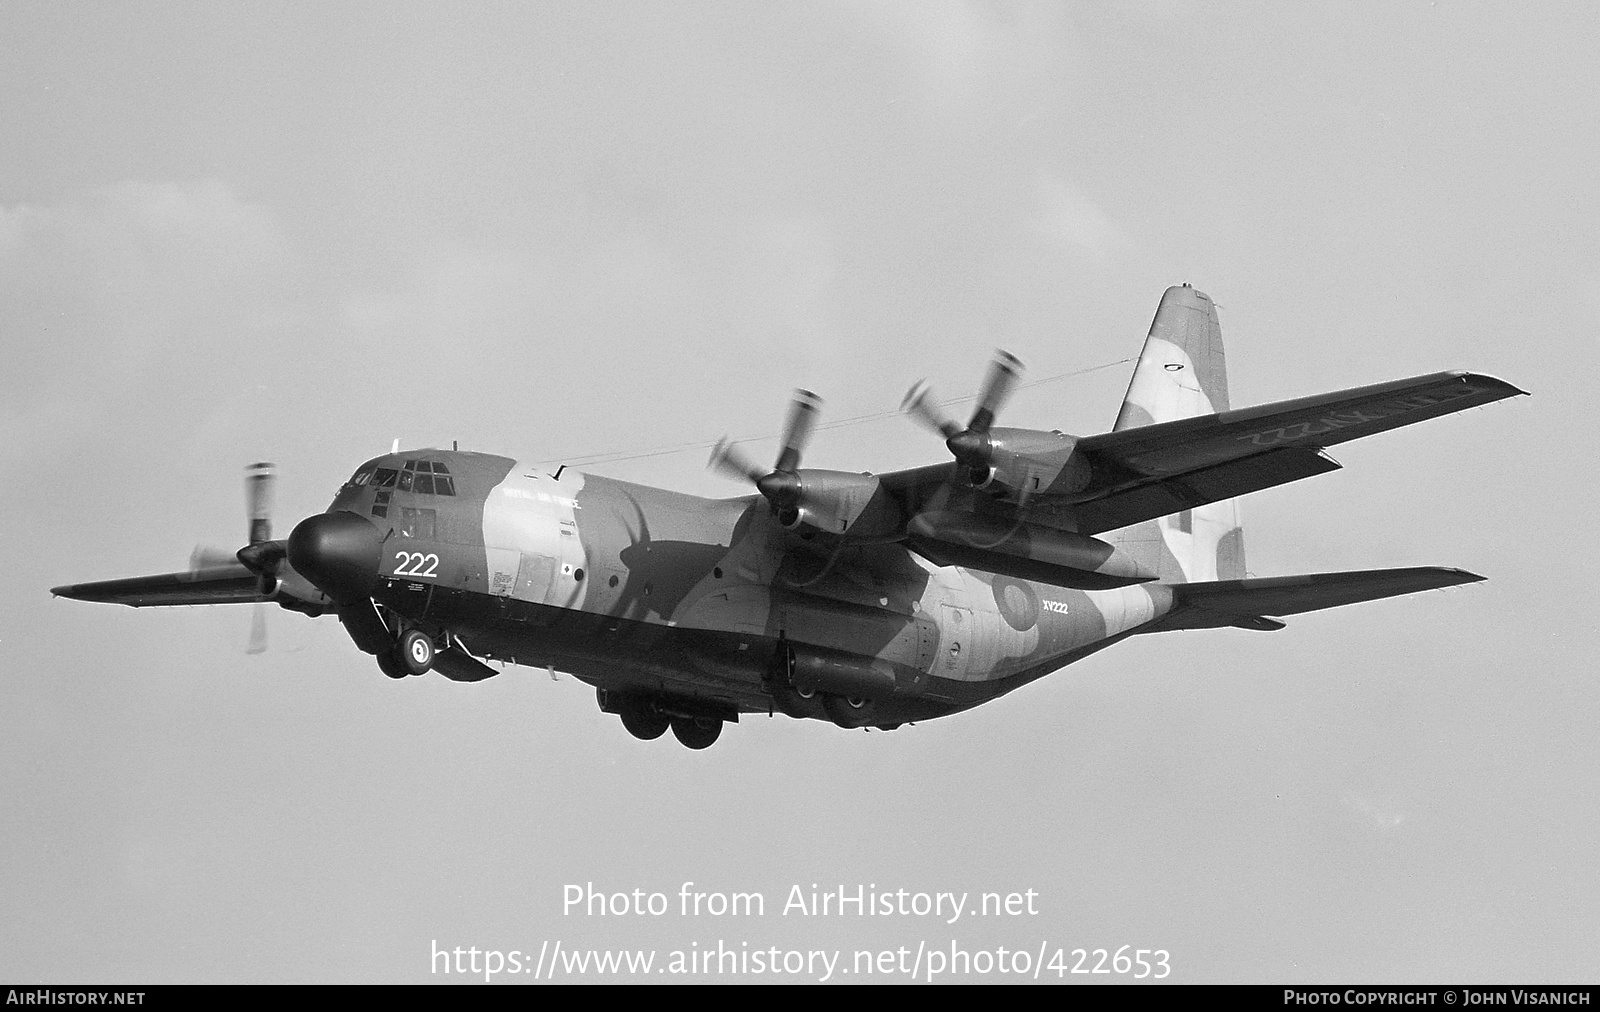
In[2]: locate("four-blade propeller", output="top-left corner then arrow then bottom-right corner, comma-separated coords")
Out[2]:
235,461 -> 279,653
708,389 -> 822,525
185,462 -> 282,654
902,350 -> 1023,479
709,352 -> 1030,517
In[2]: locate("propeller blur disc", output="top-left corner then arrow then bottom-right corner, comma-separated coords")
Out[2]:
246,462 -> 276,545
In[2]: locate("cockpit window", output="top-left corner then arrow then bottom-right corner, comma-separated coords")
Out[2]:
398,507 -> 436,539
370,459 -> 456,496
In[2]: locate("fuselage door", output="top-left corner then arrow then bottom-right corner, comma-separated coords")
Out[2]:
516,553 -> 557,604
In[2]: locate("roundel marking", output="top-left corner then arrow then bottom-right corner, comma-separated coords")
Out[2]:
991,576 -> 1040,632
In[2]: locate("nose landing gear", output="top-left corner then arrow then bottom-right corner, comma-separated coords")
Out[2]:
398,629 -> 435,675
376,651 -> 409,679
375,628 -> 436,678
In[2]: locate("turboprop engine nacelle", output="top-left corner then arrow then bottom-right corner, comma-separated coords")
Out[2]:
235,539 -> 336,615
973,428 -> 1093,498
907,510 -> 1155,589
776,469 -> 904,541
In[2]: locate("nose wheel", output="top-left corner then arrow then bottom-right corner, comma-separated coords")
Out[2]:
376,651 -> 409,679
378,628 -> 435,677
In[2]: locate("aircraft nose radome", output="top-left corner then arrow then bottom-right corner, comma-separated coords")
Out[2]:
287,511 -> 382,602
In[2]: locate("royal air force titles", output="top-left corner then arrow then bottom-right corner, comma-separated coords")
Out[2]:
564,883 -> 1039,925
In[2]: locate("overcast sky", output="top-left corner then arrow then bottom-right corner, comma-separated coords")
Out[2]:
3,1 -> 1597,984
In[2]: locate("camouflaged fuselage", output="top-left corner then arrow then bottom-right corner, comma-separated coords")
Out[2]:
327,450 -> 1176,724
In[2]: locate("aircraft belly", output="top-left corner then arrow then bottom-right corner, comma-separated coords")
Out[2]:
396,583 -> 777,711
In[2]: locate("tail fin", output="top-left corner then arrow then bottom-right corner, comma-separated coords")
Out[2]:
1104,285 -> 1246,583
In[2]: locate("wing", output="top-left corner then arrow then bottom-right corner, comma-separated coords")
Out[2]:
883,370 -> 1524,536
1149,566 -> 1484,631
1066,370 -> 1522,534
53,563 -> 265,607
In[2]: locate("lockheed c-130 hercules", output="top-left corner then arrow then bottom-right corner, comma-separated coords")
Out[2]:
54,286 -> 1525,749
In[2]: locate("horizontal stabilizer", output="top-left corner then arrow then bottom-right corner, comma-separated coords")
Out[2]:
1153,566 -> 1484,631
52,565 -> 264,608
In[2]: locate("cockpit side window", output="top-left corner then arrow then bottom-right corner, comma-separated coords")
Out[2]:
398,507 -> 437,540
371,459 -> 455,498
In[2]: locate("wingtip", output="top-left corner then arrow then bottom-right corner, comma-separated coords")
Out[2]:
1419,566 -> 1487,587
52,582 -> 104,601
1446,370 -> 1530,398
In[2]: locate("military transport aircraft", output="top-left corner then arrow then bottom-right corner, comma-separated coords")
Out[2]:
53,286 -> 1524,749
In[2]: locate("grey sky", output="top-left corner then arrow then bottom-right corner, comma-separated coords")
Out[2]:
3,1 -> 1596,983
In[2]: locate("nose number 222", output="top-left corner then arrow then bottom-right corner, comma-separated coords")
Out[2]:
394,552 -> 439,578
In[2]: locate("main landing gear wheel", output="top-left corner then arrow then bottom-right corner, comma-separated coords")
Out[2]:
822,694 -> 875,728
397,629 -> 435,675
619,699 -> 670,741
670,716 -> 723,750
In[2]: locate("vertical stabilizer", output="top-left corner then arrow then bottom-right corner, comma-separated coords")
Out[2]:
1105,285 -> 1246,583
